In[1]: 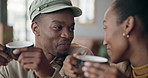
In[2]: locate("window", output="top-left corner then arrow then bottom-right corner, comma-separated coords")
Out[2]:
7,0 -> 95,42
7,0 -> 34,42
72,0 -> 96,24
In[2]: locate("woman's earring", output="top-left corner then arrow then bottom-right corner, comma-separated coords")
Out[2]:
123,33 -> 130,38
123,33 -> 126,36
127,35 -> 130,38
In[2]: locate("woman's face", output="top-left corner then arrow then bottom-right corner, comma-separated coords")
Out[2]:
103,6 -> 129,63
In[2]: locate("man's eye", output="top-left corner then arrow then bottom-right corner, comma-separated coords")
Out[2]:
70,27 -> 75,32
54,26 -> 62,30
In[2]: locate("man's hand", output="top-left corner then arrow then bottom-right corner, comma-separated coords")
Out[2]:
13,47 -> 54,78
63,53 -> 85,78
0,44 -> 12,66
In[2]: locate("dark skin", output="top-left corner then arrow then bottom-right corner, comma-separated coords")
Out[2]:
0,9 -> 75,78
63,4 -> 130,78
63,52 -> 85,78
82,3 -> 148,78
0,44 -> 12,66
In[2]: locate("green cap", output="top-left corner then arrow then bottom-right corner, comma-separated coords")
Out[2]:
29,0 -> 82,20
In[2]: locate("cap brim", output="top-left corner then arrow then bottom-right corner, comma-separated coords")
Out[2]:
40,4 -> 82,17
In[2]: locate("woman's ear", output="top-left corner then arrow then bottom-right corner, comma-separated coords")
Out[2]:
124,16 -> 135,35
31,22 -> 40,36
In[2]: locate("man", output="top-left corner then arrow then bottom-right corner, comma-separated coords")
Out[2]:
0,0 -> 93,78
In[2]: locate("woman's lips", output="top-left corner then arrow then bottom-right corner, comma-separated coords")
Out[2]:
107,48 -> 111,56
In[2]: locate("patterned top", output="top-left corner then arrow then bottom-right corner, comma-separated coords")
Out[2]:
131,64 -> 148,78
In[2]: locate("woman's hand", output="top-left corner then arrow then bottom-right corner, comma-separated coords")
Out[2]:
63,53 -> 85,78
82,62 -> 128,78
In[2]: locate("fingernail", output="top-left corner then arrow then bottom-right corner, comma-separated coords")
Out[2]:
13,49 -> 20,54
82,67 -> 87,71
84,72 -> 89,77
84,62 -> 91,66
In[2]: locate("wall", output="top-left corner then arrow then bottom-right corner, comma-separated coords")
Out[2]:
74,0 -> 114,39
0,0 -> 7,24
0,24 -> 13,44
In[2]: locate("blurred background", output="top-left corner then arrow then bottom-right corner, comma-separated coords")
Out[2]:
0,0 -> 114,58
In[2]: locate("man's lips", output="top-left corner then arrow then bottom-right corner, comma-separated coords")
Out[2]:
57,41 -> 71,49
59,43 -> 70,46
107,48 -> 110,52
59,43 -> 70,48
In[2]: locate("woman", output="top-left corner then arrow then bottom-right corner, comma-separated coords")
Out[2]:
82,0 -> 148,78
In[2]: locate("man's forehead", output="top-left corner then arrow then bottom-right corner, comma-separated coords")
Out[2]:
52,20 -> 75,26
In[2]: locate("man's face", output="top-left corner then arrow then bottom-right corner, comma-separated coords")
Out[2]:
33,10 -> 75,56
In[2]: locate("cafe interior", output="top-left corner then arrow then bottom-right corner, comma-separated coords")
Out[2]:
0,0 -> 114,58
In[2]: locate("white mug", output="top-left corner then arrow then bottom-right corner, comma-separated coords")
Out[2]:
5,41 -> 34,60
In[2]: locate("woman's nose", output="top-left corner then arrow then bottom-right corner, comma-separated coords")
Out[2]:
103,40 -> 107,46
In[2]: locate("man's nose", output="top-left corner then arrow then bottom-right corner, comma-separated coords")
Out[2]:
61,30 -> 73,38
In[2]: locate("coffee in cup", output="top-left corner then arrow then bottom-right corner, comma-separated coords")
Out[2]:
5,41 -> 34,60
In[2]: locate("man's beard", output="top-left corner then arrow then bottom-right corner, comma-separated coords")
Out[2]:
56,52 -> 68,58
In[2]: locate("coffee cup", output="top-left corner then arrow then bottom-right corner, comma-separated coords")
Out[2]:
5,41 -> 34,60
76,55 -> 108,74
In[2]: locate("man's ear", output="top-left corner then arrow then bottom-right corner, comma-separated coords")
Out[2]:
31,22 -> 40,36
124,16 -> 135,35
